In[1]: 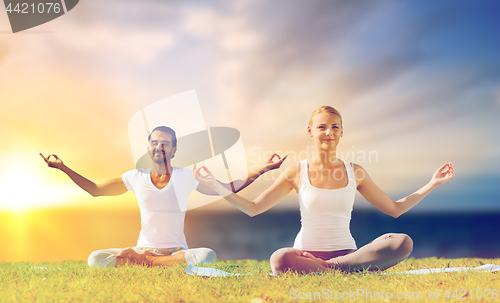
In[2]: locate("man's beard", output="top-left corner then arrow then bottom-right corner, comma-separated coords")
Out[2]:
151,151 -> 170,164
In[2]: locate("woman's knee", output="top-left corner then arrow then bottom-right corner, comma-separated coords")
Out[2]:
398,234 -> 413,257
376,233 -> 413,259
270,248 -> 301,273
390,233 -> 413,258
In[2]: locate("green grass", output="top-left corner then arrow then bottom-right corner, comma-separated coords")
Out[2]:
1,258 -> 499,302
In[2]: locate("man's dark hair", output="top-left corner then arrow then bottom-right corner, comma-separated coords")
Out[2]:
148,126 -> 177,147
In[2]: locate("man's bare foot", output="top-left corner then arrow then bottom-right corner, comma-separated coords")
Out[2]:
116,248 -> 151,266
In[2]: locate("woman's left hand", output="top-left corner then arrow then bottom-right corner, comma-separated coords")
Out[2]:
302,252 -> 330,268
431,162 -> 454,186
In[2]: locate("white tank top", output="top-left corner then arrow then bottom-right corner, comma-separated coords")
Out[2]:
293,159 -> 357,251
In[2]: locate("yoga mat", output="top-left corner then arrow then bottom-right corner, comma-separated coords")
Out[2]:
184,264 -> 245,277
184,264 -> 500,277
396,264 -> 500,275
13,266 -> 60,270
16,263 -> 500,276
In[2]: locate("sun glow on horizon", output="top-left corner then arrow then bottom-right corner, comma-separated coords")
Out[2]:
0,155 -> 79,213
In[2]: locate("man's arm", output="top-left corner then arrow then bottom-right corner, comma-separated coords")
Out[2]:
195,153 -> 288,196
40,153 -> 128,197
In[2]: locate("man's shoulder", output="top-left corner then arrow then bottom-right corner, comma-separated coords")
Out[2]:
172,166 -> 193,178
122,168 -> 150,179
173,166 -> 191,172
132,167 -> 152,173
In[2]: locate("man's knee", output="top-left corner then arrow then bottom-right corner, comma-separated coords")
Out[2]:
184,248 -> 217,265
88,250 -> 116,268
198,248 -> 217,264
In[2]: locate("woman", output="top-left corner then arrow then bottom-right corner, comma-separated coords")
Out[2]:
194,106 -> 454,275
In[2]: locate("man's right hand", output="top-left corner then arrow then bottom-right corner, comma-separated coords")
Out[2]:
40,153 -> 64,170
39,152 -> 127,197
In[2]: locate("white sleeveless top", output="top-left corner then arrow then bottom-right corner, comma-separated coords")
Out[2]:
293,159 -> 357,251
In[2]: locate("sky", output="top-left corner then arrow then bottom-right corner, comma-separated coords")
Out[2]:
0,0 -> 500,261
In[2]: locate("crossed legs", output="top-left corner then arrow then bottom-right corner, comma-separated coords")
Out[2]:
89,233 -> 411,272
88,247 -> 216,268
270,233 -> 413,275
115,248 -> 186,267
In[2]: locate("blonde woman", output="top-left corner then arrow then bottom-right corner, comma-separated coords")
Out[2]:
194,106 -> 454,275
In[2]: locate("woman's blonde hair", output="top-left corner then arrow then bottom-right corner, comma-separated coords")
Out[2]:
308,106 -> 342,126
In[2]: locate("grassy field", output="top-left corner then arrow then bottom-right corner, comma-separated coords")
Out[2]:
1,258 -> 499,302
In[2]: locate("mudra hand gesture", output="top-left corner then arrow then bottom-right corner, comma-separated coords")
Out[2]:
39,153 -> 64,170
430,163 -> 454,186
193,152 -> 288,189
193,165 -> 218,188
261,153 -> 288,173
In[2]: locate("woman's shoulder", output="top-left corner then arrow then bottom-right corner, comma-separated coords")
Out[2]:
349,162 -> 363,169
281,162 -> 301,180
349,162 -> 369,182
348,162 -> 365,171
284,161 -> 302,172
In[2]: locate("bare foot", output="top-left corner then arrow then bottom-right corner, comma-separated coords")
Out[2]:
116,248 -> 150,266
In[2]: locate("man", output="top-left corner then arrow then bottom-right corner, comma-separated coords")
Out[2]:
40,126 -> 286,267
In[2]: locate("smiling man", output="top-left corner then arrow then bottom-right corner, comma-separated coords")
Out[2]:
40,126 -> 286,267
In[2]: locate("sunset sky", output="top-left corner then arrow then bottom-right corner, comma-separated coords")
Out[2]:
1,0 -> 500,262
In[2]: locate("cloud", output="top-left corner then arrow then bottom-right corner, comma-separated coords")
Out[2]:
2,0 -> 499,213
56,23 -> 175,65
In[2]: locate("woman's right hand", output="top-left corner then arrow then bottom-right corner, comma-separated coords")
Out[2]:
260,153 -> 288,173
40,153 -> 64,170
302,252 -> 330,268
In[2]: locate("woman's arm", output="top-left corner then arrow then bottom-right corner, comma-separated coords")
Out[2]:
195,153 -> 288,196
194,164 -> 298,217
355,163 -> 454,218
